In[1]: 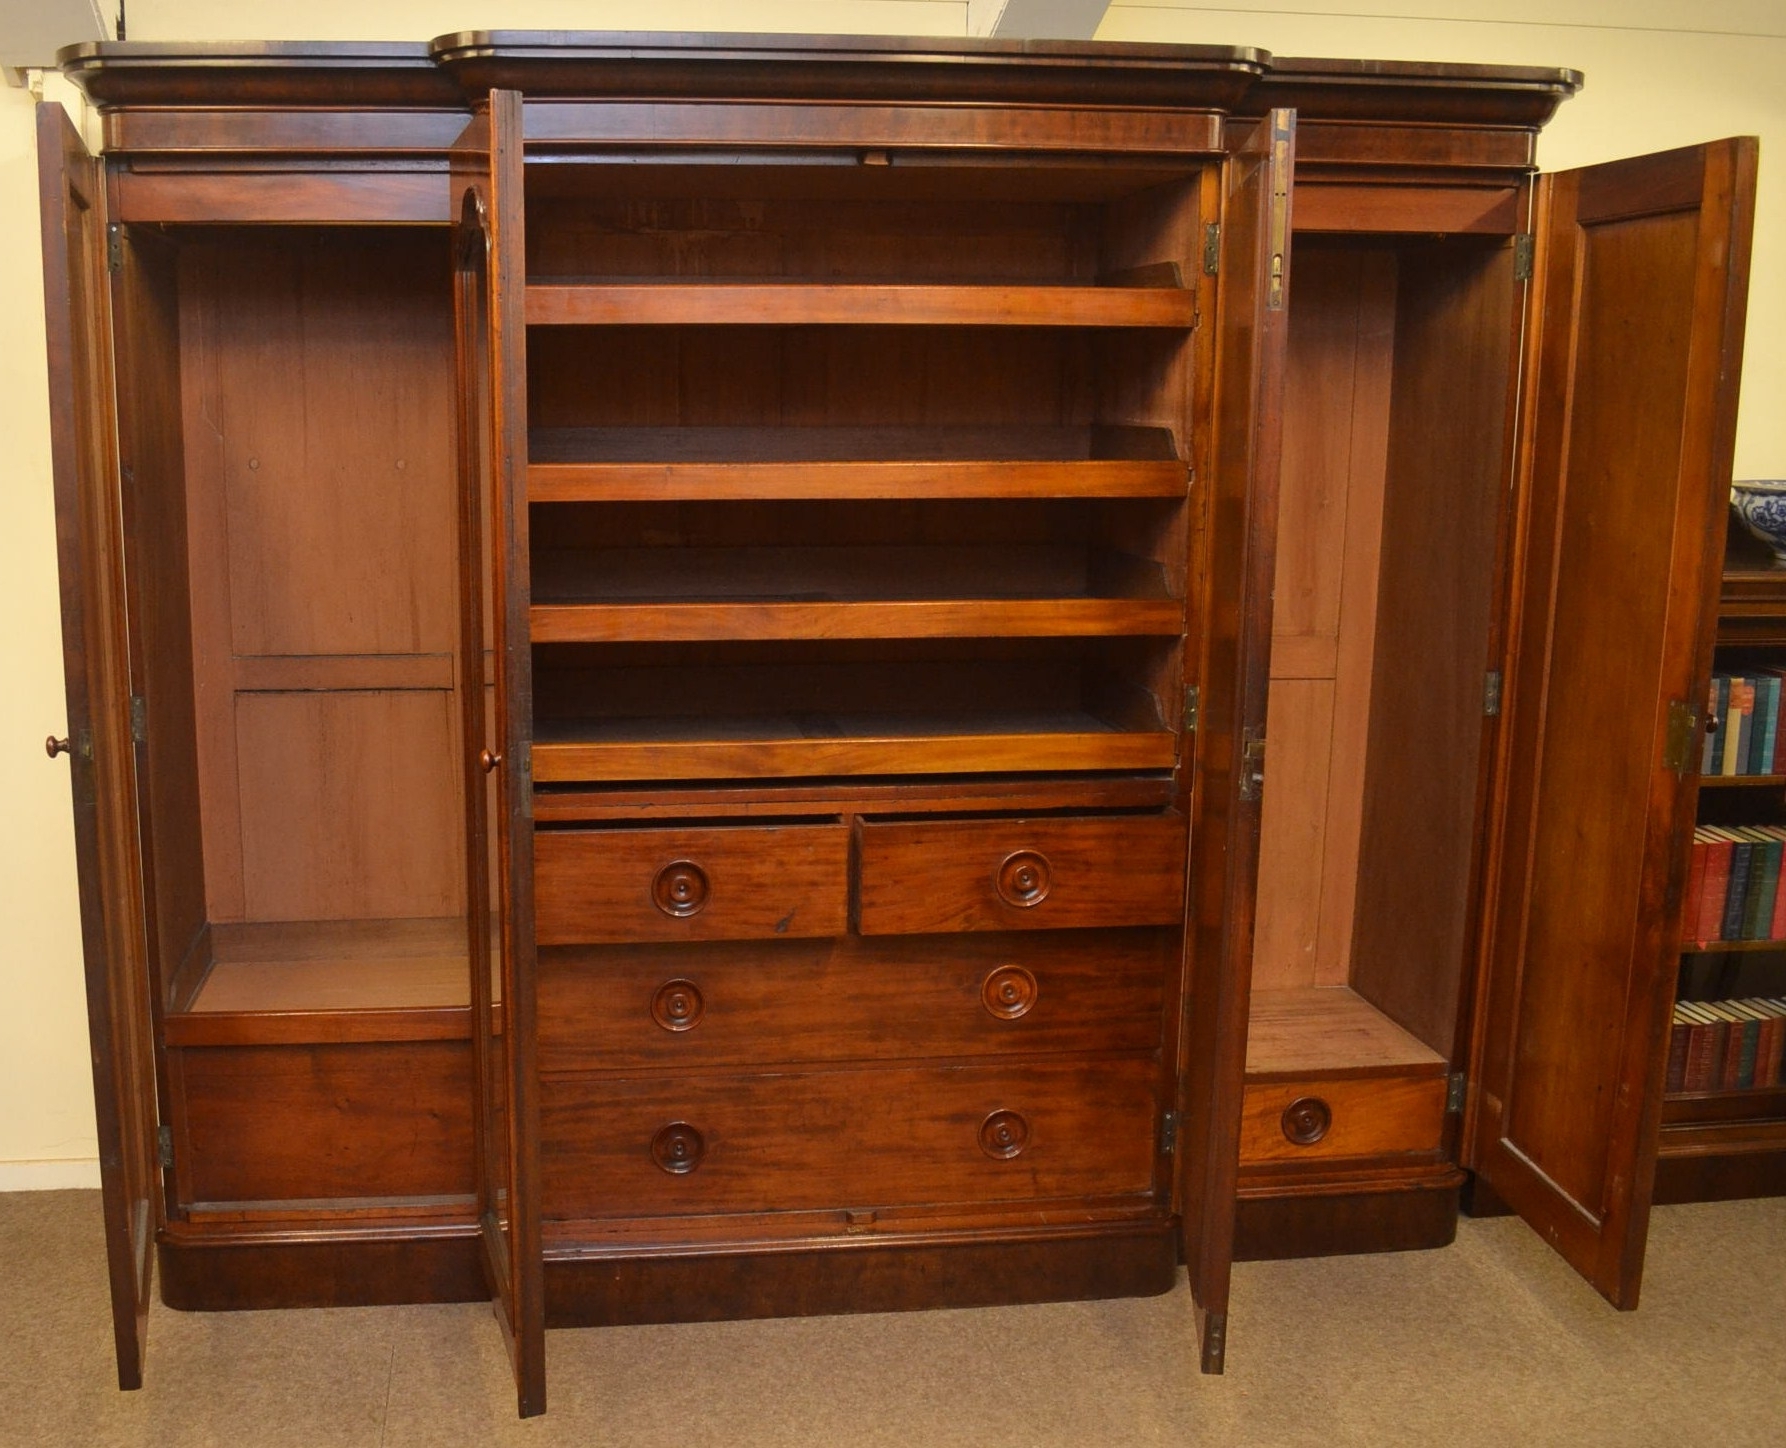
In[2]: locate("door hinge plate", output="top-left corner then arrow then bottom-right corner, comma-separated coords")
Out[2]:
1266,117 -> 1291,311
107,224 -> 124,274
129,695 -> 147,746
1239,728 -> 1265,802
1484,670 -> 1503,718
1159,1110 -> 1180,1154
1202,223 -> 1220,276
156,1124 -> 174,1169
1184,685 -> 1200,735
1663,698 -> 1697,776
1513,232 -> 1535,282
1447,1073 -> 1467,1115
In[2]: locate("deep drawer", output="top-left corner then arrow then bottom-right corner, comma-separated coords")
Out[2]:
537,929 -> 1174,1074
541,1057 -> 1161,1219
534,822 -> 850,945
1238,1072 -> 1448,1165
854,813 -> 1187,935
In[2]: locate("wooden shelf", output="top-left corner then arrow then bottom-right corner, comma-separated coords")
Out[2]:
1681,938 -> 1786,955
525,282 -> 1198,329
1245,987 -> 1447,1077
531,712 -> 1177,783
530,597 -> 1183,645
1662,1083 -> 1786,1125
1697,774 -> 1786,788
167,918 -> 470,1047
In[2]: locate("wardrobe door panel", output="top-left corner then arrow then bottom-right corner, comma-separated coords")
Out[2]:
1469,138 -> 1757,1308
38,101 -> 159,1391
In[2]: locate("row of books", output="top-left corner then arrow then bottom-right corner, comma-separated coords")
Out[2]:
1684,825 -> 1786,944
1668,996 -> 1786,1092
1704,673 -> 1786,777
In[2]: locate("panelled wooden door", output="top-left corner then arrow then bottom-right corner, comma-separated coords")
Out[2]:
37,101 -> 160,1389
1177,107 -> 1294,1374
452,89 -> 545,1417
1468,138 -> 1758,1307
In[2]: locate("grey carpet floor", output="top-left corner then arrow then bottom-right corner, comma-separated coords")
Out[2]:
3,1189 -> 1782,1446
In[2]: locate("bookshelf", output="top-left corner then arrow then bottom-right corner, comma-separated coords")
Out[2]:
1656,516 -> 1786,1200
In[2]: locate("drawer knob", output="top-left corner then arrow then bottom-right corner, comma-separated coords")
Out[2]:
981,965 -> 1038,1020
652,861 -> 709,918
651,979 -> 705,1032
995,851 -> 1051,908
45,735 -> 70,759
979,1109 -> 1030,1160
651,1122 -> 706,1174
1281,1096 -> 1332,1146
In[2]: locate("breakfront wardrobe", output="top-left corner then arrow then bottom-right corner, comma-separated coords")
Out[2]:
38,32 -> 1756,1416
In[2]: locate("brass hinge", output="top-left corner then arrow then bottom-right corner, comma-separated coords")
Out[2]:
1238,727 -> 1265,802
1447,1073 -> 1467,1115
1159,1110 -> 1180,1154
519,740 -> 534,821
156,1124 -> 174,1169
1184,685 -> 1200,735
1513,233 -> 1535,282
1484,670 -> 1503,718
129,695 -> 147,746
1203,223 -> 1220,276
107,224 -> 124,274
1663,698 -> 1697,776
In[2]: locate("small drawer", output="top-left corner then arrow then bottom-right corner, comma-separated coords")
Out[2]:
541,1056 -> 1161,1220
537,929 -> 1174,1074
535,822 -> 849,945
854,814 -> 1187,935
1238,1073 -> 1448,1165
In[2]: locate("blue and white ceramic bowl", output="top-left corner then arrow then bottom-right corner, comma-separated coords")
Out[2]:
1732,481 -> 1786,565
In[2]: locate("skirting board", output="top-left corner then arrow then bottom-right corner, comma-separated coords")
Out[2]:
0,1159 -> 102,1190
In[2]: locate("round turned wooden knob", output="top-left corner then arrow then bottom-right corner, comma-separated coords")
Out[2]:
651,979 -> 705,1032
979,1109 -> 1030,1160
981,966 -> 1038,1021
45,735 -> 70,759
652,861 -> 709,918
995,851 -> 1051,909
1281,1096 -> 1332,1146
650,1122 -> 705,1175
478,748 -> 502,773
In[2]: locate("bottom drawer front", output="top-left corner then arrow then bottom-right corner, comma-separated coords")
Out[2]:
173,1041 -> 475,1204
1238,1074 -> 1447,1165
543,1059 -> 1159,1219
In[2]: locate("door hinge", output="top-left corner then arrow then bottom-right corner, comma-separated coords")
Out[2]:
1513,232 -> 1535,282
1266,117 -> 1291,312
156,1124 -> 174,1169
1202,223 -> 1220,276
1159,1110 -> 1180,1154
1446,1073 -> 1467,1115
129,695 -> 147,746
1483,670 -> 1503,718
1663,698 -> 1698,776
107,224 -> 124,274
1183,685 -> 1200,735
1238,727 -> 1265,802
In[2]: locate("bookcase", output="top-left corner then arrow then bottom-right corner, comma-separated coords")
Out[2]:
37,32 -> 1757,1416
1657,516 -> 1786,1201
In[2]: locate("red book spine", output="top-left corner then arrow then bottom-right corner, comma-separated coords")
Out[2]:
1720,1007 -> 1747,1090
1700,835 -> 1735,944
1666,1010 -> 1691,1093
1684,837 -> 1709,946
1683,1011 -> 1721,1091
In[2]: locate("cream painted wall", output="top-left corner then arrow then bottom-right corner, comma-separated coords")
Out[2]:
2,1 -> 1778,1181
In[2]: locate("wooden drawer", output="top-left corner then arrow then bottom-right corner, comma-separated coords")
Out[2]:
541,1057 -> 1160,1219
535,822 -> 849,945
1238,1073 -> 1448,1166
854,813 -> 1187,935
171,1041 -> 474,1205
538,929 -> 1173,1073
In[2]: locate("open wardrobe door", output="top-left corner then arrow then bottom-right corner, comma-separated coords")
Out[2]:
1178,107 -> 1293,1373
451,89 -> 545,1416
1468,138 -> 1758,1307
37,100 -> 161,1389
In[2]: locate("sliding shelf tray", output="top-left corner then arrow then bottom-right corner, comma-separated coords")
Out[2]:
530,597 -> 1184,644
525,282 -> 1197,328
530,711 -> 1178,783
